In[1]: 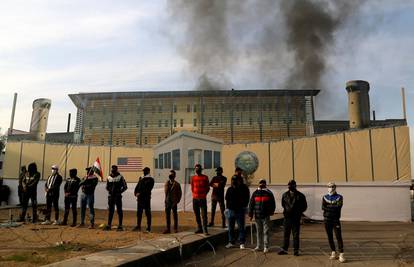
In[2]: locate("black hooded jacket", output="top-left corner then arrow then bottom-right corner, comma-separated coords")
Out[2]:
106,172 -> 128,196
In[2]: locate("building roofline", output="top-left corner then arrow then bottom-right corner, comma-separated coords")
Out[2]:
69,89 -> 320,109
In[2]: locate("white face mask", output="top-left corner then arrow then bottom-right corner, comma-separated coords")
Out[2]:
328,187 -> 336,194
51,169 -> 57,175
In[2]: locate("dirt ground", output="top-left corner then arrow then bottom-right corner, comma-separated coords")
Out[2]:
0,207 -> 203,266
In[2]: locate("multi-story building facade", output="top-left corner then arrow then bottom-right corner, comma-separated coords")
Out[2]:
69,89 -> 319,146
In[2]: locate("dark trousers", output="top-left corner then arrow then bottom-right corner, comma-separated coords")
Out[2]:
165,204 -> 178,231
282,217 -> 301,252
137,200 -> 151,231
20,190 -> 38,222
325,221 -> 344,253
193,198 -> 208,232
63,196 -> 77,225
108,195 -> 123,227
45,193 -> 59,221
210,198 -> 225,227
18,186 -> 23,205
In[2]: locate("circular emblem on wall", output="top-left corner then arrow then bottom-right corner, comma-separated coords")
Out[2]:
235,151 -> 259,175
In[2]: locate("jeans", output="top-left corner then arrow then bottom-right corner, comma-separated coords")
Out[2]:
210,198 -> 225,227
165,204 -> 178,231
108,195 -> 123,227
137,200 -> 151,231
80,193 -> 95,225
63,196 -> 77,225
255,216 -> 271,248
227,209 -> 246,244
325,221 -> 344,253
20,190 -> 38,222
45,193 -> 59,221
282,217 -> 301,252
193,198 -> 208,232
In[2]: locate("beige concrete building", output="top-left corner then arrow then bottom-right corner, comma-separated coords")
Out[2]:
69,89 -> 319,146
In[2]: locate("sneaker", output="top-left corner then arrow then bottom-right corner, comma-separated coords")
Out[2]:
194,229 -> 203,234
103,225 -> 111,231
61,221 -> 67,226
278,250 -> 288,255
254,246 -> 261,251
145,228 -> 151,233
263,247 -> 269,253
203,232 -> 210,236
41,220 -> 51,225
293,251 -> 299,256
52,220 -> 60,225
132,226 -> 141,232
208,222 -> 214,227
240,244 -> 245,250
163,229 -> 171,234
225,243 -> 234,249
70,223 -> 76,227
116,226 -> 124,232
330,251 -> 337,260
88,224 -> 95,229
77,223 -> 85,228
339,253 -> 346,263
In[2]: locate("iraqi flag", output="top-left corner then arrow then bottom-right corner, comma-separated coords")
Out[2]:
92,157 -> 103,181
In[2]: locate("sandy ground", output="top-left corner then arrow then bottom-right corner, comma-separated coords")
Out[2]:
0,207 -> 205,266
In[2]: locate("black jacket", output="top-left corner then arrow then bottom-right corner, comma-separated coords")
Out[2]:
64,177 -> 81,197
134,175 -> 155,201
22,172 -> 40,193
210,175 -> 227,201
225,183 -> 250,212
322,193 -> 343,223
281,190 -> 307,219
80,175 -> 98,195
248,188 -> 276,219
106,173 -> 128,196
45,173 -> 63,197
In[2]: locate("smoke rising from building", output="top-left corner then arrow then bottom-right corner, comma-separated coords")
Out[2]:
168,0 -> 362,95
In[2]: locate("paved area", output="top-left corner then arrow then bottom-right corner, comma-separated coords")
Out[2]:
173,221 -> 414,267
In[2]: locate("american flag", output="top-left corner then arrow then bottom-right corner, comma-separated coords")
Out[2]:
117,157 -> 143,172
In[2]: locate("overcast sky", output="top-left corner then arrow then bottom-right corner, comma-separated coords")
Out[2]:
0,0 -> 413,134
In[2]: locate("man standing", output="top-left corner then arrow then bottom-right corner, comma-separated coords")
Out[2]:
19,162 -> 40,223
163,170 -> 182,234
248,179 -> 275,253
18,166 -> 27,206
208,167 -> 227,228
191,164 -> 210,235
133,167 -> 154,232
278,180 -> 307,256
79,167 -> 99,229
225,168 -> 250,249
62,168 -> 81,227
322,182 -> 345,263
42,165 -> 62,225
104,165 -> 128,231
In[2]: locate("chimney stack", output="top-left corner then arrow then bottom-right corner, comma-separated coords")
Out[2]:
346,80 -> 370,129
30,98 -> 51,141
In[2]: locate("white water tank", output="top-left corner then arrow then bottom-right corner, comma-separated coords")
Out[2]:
30,98 -> 51,141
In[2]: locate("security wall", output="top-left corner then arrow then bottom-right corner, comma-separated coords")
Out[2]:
2,126 -> 411,184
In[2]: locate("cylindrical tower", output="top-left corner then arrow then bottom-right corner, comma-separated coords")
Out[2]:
345,80 -> 370,129
30,98 -> 51,141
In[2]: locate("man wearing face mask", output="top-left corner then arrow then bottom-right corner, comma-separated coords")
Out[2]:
248,179 -> 276,253
62,168 -> 81,227
191,164 -> 210,235
163,170 -> 182,234
322,182 -> 345,263
42,165 -> 63,225
133,167 -> 155,232
19,162 -> 40,223
104,165 -> 128,231
278,179 -> 307,256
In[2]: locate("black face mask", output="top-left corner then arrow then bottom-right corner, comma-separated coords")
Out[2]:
288,185 -> 296,191
169,175 -> 175,180
196,169 -> 202,175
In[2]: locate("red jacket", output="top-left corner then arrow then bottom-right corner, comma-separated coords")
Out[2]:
191,174 -> 210,199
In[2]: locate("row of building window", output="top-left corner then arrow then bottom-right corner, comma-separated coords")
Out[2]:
89,116 -> 306,130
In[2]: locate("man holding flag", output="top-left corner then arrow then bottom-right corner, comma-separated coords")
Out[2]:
79,158 -> 101,229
